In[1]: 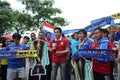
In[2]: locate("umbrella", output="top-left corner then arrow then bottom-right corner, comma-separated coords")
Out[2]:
1,34 -> 13,40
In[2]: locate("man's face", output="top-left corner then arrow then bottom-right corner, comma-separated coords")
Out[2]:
38,33 -> 44,39
5,40 -> 11,46
46,33 -> 51,40
118,27 -> 120,32
93,30 -> 102,40
23,38 -> 29,44
31,34 -> 36,40
13,38 -> 20,44
54,29 -> 61,38
78,32 -> 85,40
74,33 -> 79,40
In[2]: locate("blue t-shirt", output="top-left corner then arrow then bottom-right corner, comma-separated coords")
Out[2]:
73,39 -> 92,60
68,38 -> 79,55
114,31 -> 120,41
22,44 -> 27,49
78,39 -> 93,49
4,43 -> 26,68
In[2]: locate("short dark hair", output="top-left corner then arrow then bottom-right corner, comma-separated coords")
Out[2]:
23,36 -> 30,40
30,33 -> 36,37
94,28 -> 103,32
71,34 -> 74,38
62,34 -> 65,37
101,29 -> 109,37
1,38 -> 8,47
74,32 -> 78,35
39,31 -> 44,35
54,27 -> 62,33
45,32 -> 51,36
78,29 -> 87,37
12,33 -> 21,39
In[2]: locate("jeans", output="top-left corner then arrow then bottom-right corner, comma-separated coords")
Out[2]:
93,71 -> 110,80
41,61 -> 52,80
66,59 -> 71,80
1,65 -> 7,80
51,62 -> 66,80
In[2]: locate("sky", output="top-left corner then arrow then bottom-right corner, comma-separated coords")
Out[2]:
5,0 -> 120,30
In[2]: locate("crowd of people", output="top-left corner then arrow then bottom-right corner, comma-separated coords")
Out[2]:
0,27 -> 120,80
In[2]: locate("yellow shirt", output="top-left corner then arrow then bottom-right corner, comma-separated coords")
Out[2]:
0,48 -> 8,65
0,59 -> 8,65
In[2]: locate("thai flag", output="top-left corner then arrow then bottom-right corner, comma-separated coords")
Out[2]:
43,22 -> 55,40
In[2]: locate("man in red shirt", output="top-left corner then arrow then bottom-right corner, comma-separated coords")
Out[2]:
91,28 -> 115,80
50,27 -> 69,80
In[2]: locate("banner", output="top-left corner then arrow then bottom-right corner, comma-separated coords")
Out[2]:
73,49 -> 115,62
85,17 -> 117,32
0,50 -> 38,59
71,60 -> 81,80
84,24 -> 98,32
84,60 -> 94,80
62,29 -> 79,34
91,17 -> 116,27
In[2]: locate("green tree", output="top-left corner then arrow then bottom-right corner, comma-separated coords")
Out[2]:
18,0 -> 68,27
0,0 -> 35,35
0,1 -> 13,36
12,11 -> 34,34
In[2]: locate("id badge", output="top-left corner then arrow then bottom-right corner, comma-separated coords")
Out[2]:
52,43 -> 56,47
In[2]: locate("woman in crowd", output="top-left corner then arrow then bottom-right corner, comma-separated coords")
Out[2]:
0,38 -> 11,80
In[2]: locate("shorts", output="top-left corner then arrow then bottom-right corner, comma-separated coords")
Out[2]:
7,67 -> 26,80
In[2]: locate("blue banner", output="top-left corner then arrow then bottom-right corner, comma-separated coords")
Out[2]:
62,29 -> 79,34
84,24 -> 99,32
73,49 -> 115,62
91,17 -> 116,27
85,17 -> 117,32
91,17 -> 105,25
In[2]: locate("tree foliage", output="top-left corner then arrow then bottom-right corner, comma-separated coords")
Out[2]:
0,1 -> 13,35
0,0 -> 68,35
12,11 -> 34,33
18,0 -> 68,27
0,0 -> 35,35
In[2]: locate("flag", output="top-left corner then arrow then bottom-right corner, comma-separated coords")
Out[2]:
43,22 -> 55,40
